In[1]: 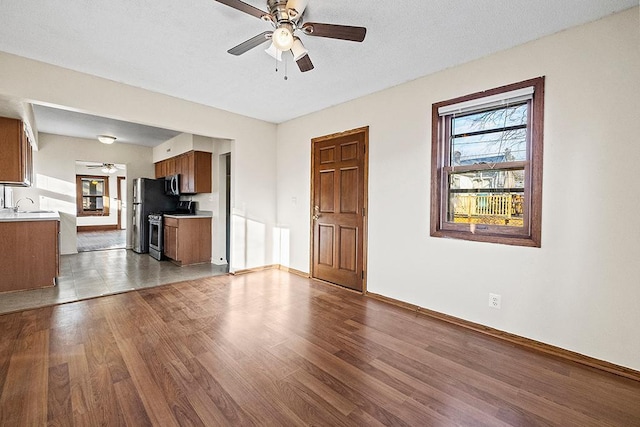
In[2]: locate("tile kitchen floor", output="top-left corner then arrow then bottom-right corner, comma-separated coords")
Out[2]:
0,249 -> 228,315
77,229 -> 126,252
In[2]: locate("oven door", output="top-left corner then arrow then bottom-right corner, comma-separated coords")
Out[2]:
148,217 -> 163,260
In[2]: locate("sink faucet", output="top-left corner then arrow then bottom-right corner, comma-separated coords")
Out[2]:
14,197 -> 34,212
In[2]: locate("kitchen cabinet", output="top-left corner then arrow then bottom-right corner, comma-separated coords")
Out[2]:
165,157 -> 176,176
163,220 -> 178,260
0,117 -> 33,186
0,219 -> 59,292
155,161 -> 164,179
163,215 -> 211,266
155,150 -> 211,194
178,151 -> 211,194
155,157 -> 175,178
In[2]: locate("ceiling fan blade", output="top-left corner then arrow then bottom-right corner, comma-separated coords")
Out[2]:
213,0 -> 267,19
301,22 -> 366,42
286,0 -> 309,19
296,54 -> 314,72
228,31 -> 272,56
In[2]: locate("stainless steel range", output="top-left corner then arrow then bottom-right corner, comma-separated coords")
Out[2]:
148,213 -> 164,260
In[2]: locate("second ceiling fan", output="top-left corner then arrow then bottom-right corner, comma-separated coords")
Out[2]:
214,0 -> 367,72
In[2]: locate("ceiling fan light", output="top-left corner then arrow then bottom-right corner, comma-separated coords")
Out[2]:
291,37 -> 308,61
272,26 -> 294,51
101,164 -> 118,174
265,42 -> 283,61
286,0 -> 309,19
98,135 -> 116,145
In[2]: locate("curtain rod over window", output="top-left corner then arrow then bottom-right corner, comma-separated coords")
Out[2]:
438,86 -> 534,116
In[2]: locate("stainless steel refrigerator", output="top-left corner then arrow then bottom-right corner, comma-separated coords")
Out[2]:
132,178 -> 178,253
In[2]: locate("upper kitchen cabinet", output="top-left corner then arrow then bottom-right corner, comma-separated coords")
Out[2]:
155,150 -> 211,194
180,151 -> 211,194
0,117 -> 33,186
155,157 -> 175,178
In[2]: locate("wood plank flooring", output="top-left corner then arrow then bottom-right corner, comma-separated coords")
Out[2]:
0,269 -> 638,426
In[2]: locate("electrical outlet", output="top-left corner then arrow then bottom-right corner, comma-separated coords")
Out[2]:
489,293 -> 501,309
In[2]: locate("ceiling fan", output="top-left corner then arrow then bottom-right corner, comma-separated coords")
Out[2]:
214,0 -> 367,72
86,163 -> 124,174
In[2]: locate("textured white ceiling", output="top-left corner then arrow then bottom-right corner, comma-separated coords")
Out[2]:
0,0 -> 636,127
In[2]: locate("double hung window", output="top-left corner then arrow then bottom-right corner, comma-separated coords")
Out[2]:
76,175 -> 110,216
430,77 -> 544,247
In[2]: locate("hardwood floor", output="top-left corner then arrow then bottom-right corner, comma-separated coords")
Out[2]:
0,269 -> 638,426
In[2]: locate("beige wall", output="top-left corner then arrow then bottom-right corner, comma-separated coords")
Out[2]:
276,8 -> 640,370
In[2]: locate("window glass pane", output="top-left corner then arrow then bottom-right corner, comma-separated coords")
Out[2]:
451,129 -> 526,165
82,179 -> 104,196
452,104 -> 527,135
82,196 -> 103,211
451,104 -> 527,165
448,169 -> 525,228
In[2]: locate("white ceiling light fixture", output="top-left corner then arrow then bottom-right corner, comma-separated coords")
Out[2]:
265,42 -> 283,61
286,0 -> 309,19
98,135 -> 116,144
272,25 -> 294,51
291,37 -> 308,61
101,164 -> 118,174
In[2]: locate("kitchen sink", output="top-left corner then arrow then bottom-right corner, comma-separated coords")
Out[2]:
17,210 -> 56,214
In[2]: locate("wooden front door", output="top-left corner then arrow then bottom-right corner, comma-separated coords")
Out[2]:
311,127 -> 368,292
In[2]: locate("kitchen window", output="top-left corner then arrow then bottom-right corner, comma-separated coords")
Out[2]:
76,175 -> 110,216
430,77 -> 544,247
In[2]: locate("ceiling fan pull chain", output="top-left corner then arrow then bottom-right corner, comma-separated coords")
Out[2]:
284,53 -> 288,80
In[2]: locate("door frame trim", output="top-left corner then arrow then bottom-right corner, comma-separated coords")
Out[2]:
117,176 -> 126,230
309,126 -> 369,294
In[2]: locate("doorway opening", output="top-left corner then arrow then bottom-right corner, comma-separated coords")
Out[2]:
75,160 -> 127,252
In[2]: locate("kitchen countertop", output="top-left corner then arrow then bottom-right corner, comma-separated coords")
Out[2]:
163,213 -> 212,219
0,209 -> 60,222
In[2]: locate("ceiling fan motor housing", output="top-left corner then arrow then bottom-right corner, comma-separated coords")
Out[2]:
268,0 -> 293,25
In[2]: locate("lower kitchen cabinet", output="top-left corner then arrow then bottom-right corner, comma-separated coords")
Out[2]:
163,216 -> 211,266
0,220 -> 59,292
